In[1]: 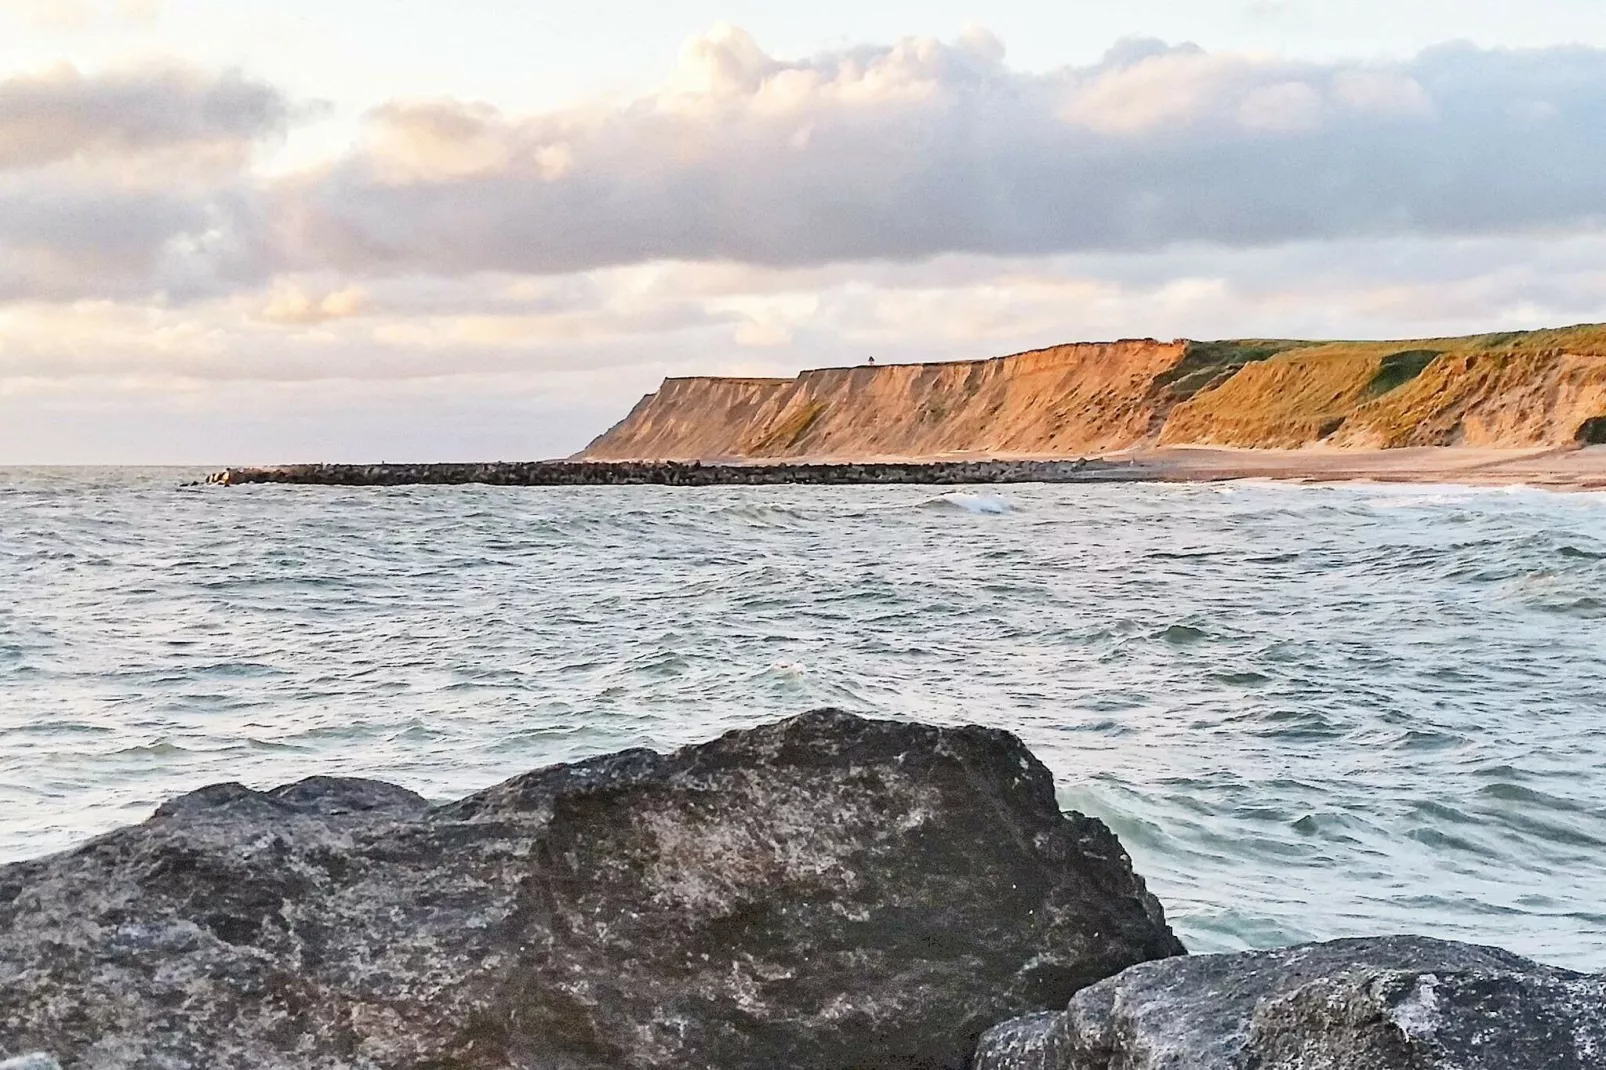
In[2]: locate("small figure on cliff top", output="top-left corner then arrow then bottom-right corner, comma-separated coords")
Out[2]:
866,356 -> 876,365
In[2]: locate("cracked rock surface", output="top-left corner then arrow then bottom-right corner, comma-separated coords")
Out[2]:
973,934 -> 1606,1070
0,710 -> 1182,1069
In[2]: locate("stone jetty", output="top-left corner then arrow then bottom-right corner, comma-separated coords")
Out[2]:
204,458 -> 1140,487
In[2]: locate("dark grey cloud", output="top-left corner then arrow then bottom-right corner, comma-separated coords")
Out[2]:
272,30 -> 1606,275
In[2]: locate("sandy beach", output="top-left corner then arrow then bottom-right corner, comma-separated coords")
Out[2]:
1116,446 -> 1606,490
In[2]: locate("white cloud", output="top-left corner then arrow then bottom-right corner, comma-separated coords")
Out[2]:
1237,80 -> 1324,131
1331,70 -> 1434,117
5,33 -> 1606,303
266,34 -> 1606,278
0,0 -> 159,31
4,231 -> 1605,383
3,29 -> 1606,461
258,280 -> 366,324
2,227 -> 1605,462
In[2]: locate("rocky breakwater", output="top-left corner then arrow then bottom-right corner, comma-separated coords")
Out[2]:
205,458 -> 1134,487
0,711 -> 1184,1070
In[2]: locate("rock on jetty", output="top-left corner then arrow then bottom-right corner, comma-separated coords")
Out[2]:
973,935 -> 1606,1070
0,711 -> 1184,1070
203,458 -> 1138,487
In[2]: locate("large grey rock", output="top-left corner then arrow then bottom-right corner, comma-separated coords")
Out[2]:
0,710 -> 1182,1070
972,935 -> 1606,1070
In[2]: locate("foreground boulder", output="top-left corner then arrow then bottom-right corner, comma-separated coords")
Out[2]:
973,935 -> 1606,1069
0,710 -> 1182,1069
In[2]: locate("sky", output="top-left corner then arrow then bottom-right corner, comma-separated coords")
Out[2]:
3,1 -> 1606,464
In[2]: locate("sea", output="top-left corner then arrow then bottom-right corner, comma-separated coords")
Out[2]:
2,468 -> 1604,971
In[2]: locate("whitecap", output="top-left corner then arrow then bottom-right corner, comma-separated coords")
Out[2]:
925,492 -> 1014,515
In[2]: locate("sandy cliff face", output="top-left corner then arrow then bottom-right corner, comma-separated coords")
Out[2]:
1157,342 -> 1435,449
1334,349 -> 1606,448
585,377 -> 793,461
585,340 -> 1190,460
1162,327 -> 1606,450
582,326 -> 1606,460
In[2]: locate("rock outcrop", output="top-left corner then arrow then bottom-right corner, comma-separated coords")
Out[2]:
582,324 -> 1606,460
0,710 -> 1183,1070
972,935 -> 1606,1070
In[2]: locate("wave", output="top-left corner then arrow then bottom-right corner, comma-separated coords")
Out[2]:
6,469 -> 1606,972
919,492 -> 1014,515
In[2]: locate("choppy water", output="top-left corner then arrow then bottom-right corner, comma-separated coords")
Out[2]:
3,468 -> 1604,970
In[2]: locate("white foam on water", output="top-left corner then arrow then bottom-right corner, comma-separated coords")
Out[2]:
931,492 -> 1013,514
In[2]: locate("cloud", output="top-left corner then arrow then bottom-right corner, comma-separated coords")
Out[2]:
4,224 -> 1606,462
269,30 -> 1606,277
0,64 -> 290,300
0,63 -> 288,171
258,281 -> 367,324
0,180 -> 268,302
0,0 -> 159,31
6,31 -> 1606,306
5,231 -> 1606,385
3,27 -> 1606,405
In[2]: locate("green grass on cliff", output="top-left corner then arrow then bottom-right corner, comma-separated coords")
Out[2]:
1160,323 -> 1606,448
1155,340 -> 1310,400
1364,350 -> 1443,397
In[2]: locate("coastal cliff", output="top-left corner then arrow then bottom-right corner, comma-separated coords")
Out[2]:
585,340 -> 1194,460
582,325 -> 1606,460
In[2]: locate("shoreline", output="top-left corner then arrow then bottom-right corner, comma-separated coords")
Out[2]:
204,446 -> 1606,490
1129,445 -> 1606,490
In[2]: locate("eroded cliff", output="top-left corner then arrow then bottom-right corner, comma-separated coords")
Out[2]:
582,325 -> 1606,460
585,340 -> 1193,460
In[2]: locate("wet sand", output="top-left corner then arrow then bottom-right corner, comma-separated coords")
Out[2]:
1119,446 -> 1606,490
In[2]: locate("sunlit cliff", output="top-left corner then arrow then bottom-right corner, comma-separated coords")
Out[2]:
582,326 -> 1606,460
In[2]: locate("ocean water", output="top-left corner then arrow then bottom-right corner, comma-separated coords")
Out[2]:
3,468 -> 1604,971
